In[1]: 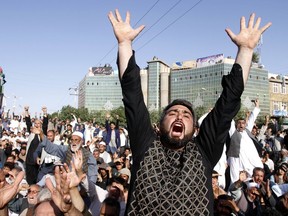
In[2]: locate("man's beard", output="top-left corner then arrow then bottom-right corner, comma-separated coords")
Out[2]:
70,144 -> 81,153
160,126 -> 193,150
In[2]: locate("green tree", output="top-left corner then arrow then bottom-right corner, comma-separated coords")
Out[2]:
252,52 -> 260,63
194,106 -> 209,121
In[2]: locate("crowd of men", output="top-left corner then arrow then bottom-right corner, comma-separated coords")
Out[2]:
2,8 -> 288,216
0,106 -> 131,216
1,102 -> 288,215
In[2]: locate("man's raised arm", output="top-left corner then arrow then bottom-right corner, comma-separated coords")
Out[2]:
108,9 -> 145,79
225,13 -> 271,85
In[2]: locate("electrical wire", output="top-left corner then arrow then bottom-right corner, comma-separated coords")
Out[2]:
95,0 -> 161,67
137,0 -> 204,52
133,0 -> 183,44
108,0 -> 204,65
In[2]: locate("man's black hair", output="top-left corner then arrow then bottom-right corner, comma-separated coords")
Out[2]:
160,99 -> 196,126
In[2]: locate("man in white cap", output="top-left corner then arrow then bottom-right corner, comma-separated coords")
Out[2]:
99,141 -> 112,164
33,128 -> 97,183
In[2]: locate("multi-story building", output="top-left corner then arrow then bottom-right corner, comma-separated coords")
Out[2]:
268,73 -> 288,117
147,54 -> 270,115
78,65 -> 123,111
79,54 -> 280,117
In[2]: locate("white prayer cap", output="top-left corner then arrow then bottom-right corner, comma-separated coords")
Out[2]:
72,131 -> 83,139
246,182 -> 259,189
99,141 -> 106,146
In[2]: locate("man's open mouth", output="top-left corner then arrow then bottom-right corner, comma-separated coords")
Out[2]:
171,122 -> 184,137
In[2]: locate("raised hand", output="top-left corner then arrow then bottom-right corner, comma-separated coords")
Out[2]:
225,13 -> 271,50
108,9 -> 145,44
45,167 -> 72,213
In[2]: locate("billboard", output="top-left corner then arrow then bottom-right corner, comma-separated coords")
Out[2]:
89,65 -> 113,76
196,54 -> 224,68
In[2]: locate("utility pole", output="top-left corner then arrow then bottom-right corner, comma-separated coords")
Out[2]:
68,87 -> 79,108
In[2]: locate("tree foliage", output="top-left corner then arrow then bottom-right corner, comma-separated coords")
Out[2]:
252,52 -> 260,63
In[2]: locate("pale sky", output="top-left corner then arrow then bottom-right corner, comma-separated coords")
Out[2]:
0,0 -> 287,116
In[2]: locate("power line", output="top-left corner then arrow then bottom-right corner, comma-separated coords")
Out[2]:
133,0 -> 161,27
108,0 -> 185,65
137,0 -> 204,52
96,0 -> 161,67
133,0 -> 183,44
108,0 -> 204,65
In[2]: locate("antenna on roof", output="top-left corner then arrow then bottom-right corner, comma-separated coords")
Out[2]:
257,35 -> 264,68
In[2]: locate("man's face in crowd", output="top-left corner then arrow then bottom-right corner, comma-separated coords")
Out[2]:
253,170 -> 264,184
27,185 -> 40,205
34,120 -> 42,129
99,144 -> 106,153
110,123 -> 116,130
3,166 -> 11,176
6,156 -> 14,163
70,135 -> 82,152
47,131 -> 55,142
236,119 -> 246,132
115,162 -> 123,171
212,176 -> 219,188
67,125 -> 72,131
251,127 -> 258,136
247,187 -> 260,201
93,150 -> 100,158
7,169 -> 17,184
160,105 -> 194,149
20,148 -> 26,156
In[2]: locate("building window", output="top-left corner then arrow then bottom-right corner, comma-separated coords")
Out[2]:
273,101 -> 279,111
282,86 -> 286,94
273,83 -> 279,93
87,83 -> 89,85
283,103 -> 287,111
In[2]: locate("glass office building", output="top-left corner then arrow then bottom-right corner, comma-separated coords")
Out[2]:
79,57 -> 270,115
78,66 -> 123,111
170,61 -> 270,114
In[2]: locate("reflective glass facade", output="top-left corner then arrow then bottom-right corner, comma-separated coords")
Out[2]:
78,75 -> 123,111
170,63 -> 270,114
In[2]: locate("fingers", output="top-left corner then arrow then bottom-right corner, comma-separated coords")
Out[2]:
45,176 -> 55,193
225,28 -> 236,41
135,25 -> 145,37
260,22 -> 272,34
240,16 -> 246,30
70,160 -> 76,172
115,9 -> 123,22
254,17 -> 261,30
247,13 -> 255,29
108,11 -> 117,26
63,163 -> 70,173
125,11 -> 130,24
54,166 -> 62,191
